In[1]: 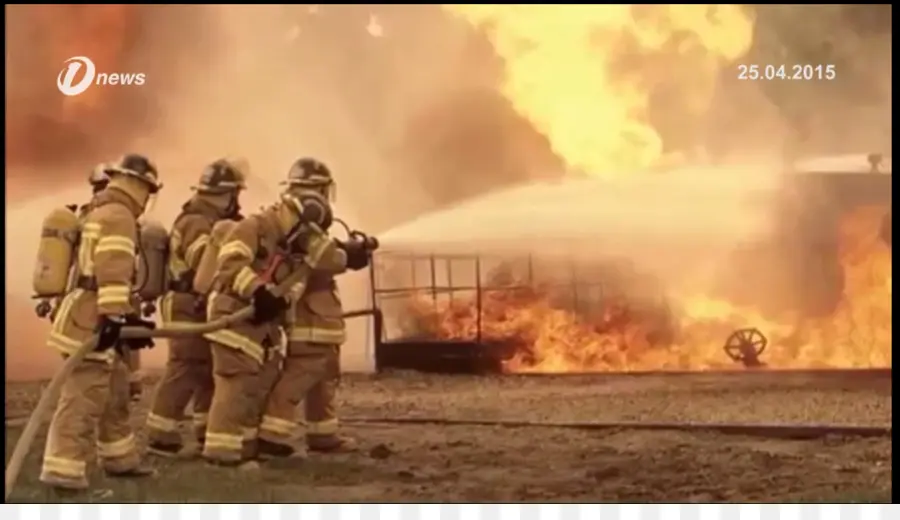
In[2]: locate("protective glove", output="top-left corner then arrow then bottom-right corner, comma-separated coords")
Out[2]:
339,240 -> 370,271
123,313 -> 157,350
192,296 -> 208,316
95,315 -> 125,352
251,285 -> 287,325
141,301 -> 157,318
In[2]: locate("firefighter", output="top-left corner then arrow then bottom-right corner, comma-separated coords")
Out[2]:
39,154 -> 162,491
145,158 -> 248,457
256,158 -> 371,457
87,166 -> 145,400
85,163 -> 148,402
201,163 -> 361,465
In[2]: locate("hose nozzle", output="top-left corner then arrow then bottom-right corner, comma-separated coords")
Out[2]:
350,230 -> 379,251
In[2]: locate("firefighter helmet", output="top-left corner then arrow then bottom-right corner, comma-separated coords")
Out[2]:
193,158 -> 249,195
88,164 -> 111,193
104,154 -> 163,193
283,157 -> 333,187
283,157 -> 336,202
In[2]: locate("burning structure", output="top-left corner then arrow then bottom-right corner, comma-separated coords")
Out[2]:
371,154 -> 892,374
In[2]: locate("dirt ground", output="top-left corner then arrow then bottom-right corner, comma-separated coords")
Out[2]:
5,371 -> 893,503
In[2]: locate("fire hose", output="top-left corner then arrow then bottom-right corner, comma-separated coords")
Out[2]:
5,238 -> 379,500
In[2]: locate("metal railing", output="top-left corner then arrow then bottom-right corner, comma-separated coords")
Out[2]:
370,252 -> 667,345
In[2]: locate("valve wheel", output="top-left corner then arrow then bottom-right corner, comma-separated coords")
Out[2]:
723,327 -> 768,363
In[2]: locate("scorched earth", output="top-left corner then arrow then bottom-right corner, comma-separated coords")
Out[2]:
5,370 -> 892,503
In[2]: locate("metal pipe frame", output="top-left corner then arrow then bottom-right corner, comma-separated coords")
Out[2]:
371,252 -> 628,344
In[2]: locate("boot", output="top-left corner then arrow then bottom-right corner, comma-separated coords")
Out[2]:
40,472 -> 90,491
205,457 -> 248,467
191,435 -> 205,456
147,440 -> 183,458
257,438 -> 298,459
306,433 -> 358,453
204,453 -> 261,467
105,461 -> 156,479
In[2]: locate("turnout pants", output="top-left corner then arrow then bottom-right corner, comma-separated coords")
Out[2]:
202,343 -> 263,464
259,342 -> 341,447
146,336 -> 214,448
124,349 -> 142,396
304,349 -> 341,445
41,356 -> 140,488
243,352 -> 284,457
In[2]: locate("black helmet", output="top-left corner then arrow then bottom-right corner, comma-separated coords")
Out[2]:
88,164 -> 110,193
283,157 -> 333,187
105,154 -> 163,193
193,158 -> 249,195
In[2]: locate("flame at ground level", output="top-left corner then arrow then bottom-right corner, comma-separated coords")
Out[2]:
399,207 -> 892,372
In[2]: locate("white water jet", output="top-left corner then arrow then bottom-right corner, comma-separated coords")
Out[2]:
376,165 -> 786,288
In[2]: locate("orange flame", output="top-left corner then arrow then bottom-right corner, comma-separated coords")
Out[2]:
32,5 -> 134,124
6,5 -> 138,170
401,207 -> 892,372
442,5 -> 755,176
